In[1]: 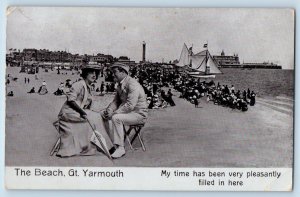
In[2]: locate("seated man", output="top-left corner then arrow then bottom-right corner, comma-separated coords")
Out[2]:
102,63 -> 148,159
28,87 -> 35,93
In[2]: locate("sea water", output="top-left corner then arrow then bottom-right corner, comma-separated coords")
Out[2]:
212,68 -> 294,98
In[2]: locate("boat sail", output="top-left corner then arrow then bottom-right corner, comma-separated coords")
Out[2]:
176,43 -> 190,67
176,43 -> 222,78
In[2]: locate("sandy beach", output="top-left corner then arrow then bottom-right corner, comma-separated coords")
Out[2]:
5,67 -> 293,167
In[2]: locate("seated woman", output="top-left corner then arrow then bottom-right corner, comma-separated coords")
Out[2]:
38,81 -> 48,95
54,65 -> 113,157
53,82 -> 65,96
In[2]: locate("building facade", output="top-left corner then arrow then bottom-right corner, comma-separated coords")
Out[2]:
117,56 -> 136,65
89,53 -> 114,63
213,50 -> 241,67
23,49 -> 38,61
7,48 -> 118,67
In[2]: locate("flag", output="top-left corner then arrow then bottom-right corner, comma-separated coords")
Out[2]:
203,44 -> 208,48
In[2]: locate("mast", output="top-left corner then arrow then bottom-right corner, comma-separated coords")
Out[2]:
189,44 -> 193,67
205,42 -> 209,74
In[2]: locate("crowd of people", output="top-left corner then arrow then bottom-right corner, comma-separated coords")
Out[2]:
173,78 -> 257,111
126,64 -> 256,111
7,63 -> 257,112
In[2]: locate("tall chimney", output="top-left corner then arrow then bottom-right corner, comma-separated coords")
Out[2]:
142,41 -> 146,62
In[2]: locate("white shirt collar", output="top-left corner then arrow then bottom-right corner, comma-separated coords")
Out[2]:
119,76 -> 127,85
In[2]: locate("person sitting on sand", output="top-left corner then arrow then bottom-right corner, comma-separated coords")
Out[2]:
105,83 -> 110,93
7,91 -> 14,97
38,81 -> 48,95
27,87 -> 35,93
236,99 -> 248,111
235,90 -> 241,99
54,82 -> 65,96
53,65 -> 113,157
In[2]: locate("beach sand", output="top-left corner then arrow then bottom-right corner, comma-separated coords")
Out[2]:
5,67 -> 293,167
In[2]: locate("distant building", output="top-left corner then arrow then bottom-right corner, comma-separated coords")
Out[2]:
23,49 -> 38,61
90,53 -> 114,63
49,51 -> 73,62
23,49 -> 73,62
117,56 -> 136,66
36,49 -> 51,62
6,48 -> 120,67
6,51 -> 23,66
73,54 -> 85,65
49,51 -> 60,62
213,50 -> 241,67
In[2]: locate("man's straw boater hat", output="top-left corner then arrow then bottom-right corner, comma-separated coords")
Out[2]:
110,62 -> 129,74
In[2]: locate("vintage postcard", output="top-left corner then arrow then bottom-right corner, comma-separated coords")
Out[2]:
5,7 -> 294,191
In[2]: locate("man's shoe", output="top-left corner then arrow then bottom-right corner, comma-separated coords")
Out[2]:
111,146 -> 125,159
109,147 -> 116,154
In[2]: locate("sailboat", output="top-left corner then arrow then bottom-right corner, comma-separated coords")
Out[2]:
176,43 -> 222,78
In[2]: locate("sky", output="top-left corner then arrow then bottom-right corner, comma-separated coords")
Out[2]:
6,7 -> 295,69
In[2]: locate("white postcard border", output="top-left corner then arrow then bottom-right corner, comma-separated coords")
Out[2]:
5,167 -> 292,191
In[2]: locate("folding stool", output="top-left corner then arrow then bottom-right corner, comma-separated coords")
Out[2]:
123,124 -> 146,151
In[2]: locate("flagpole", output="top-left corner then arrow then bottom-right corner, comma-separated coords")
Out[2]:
205,41 -> 208,74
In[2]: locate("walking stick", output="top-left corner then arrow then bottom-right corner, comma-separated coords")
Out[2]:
86,118 -> 113,161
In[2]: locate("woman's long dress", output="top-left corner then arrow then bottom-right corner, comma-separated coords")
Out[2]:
55,80 -> 113,157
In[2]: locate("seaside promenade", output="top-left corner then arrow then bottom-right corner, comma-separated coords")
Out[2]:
5,67 -> 293,167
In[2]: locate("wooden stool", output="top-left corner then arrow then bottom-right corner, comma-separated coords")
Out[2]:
123,124 -> 146,151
